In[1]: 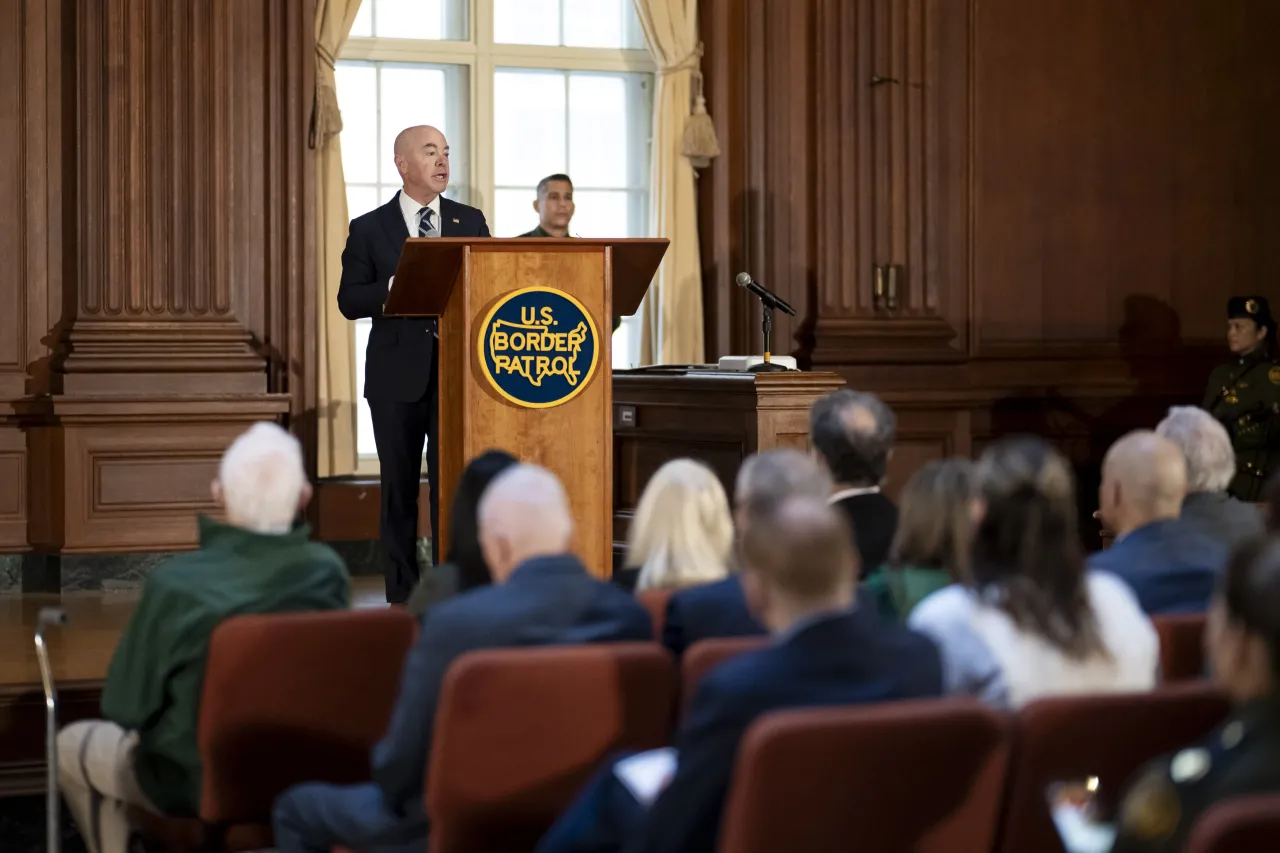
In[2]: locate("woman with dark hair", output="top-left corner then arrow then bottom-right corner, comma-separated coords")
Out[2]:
406,449 -> 518,616
863,458 -> 974,620
909,437 -> 1158,708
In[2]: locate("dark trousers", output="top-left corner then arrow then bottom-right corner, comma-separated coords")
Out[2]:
368,366 -> 439,604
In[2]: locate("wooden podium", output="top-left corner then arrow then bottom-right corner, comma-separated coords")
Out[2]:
384,237 -> 667,576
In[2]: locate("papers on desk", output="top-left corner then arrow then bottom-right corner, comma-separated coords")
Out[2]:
613,747 -> 678,809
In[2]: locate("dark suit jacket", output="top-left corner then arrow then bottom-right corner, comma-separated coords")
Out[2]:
338,192 -> 490,402
633,608 -> 944,853
661,575 -> 765,656
1179,491 -> 1264,553
832,491 -> 899,579
1086,518 -> 1227,615
370,554 -> 653,818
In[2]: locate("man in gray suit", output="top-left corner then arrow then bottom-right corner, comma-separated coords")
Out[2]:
1157,406 -> 1264,551
272,464 -> 652,853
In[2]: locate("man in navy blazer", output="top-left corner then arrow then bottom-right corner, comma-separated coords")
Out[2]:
1090,430 -> 1227,614
338,124 -> 491,604
537,495 -> 942,853
661,449 -> 833,655
273,465 -> 652,853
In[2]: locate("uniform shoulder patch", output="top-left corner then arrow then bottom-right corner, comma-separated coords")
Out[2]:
1120,767 -> 1182,842
1268,366 -> 1280,385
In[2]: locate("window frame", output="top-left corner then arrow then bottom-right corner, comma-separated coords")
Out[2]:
340,0 -> 655,472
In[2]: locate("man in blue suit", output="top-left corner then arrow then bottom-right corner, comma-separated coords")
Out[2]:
538,494 -> 942,853
661,449 -> 833,655
273,464 -> 653,853
1090,430 -> 1228,614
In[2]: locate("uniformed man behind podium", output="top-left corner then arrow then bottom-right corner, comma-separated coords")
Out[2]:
1111,535 -> 1280,852
519,173 -> 575,238
1202,296 -> 1280,501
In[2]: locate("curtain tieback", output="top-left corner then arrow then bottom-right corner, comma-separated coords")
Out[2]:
660,41 -> 703,75
315,42 -> 338,71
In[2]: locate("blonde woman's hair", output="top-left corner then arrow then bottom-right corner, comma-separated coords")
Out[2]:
628,459 -> 734,591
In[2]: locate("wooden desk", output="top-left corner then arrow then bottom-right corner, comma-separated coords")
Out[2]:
611,368 -> 846,562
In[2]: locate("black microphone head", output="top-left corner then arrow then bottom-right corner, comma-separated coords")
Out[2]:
735,272 -> 752,288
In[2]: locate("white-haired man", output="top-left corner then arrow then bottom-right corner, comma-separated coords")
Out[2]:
57,422 -> 349,853
273,464 -> 651,853
1157,405 -> 1265,550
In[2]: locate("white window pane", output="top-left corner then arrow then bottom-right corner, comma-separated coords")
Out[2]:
493,187 -> 540,237
563,0 -> 628,48
346,185 -> 382,220
355,319 -> 377,457
336,64 -> 378,184
494,0 -> 559,45
613,315 -> 641,369
570,190 -> 629,237
379,66 -> 448,185
569,75 -> 629,187
349,2 -> 372,37
494,70 -> 567,187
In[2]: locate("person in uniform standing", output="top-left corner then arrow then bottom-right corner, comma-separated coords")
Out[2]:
1202,296 -> 1280,502
1110,535 -> 1280,852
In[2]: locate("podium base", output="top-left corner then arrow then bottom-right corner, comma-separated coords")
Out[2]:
748,361 -> 791,373
718,355 -> 799,372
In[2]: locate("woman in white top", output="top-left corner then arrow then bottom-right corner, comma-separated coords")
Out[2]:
626,459 -> 734,592
909,437 -> 1158,709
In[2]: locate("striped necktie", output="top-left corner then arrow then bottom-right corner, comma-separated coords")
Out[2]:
418,206 -> 439,238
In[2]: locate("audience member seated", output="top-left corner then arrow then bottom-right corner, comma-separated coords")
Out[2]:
863,458 -> 974,620
536,494 -> 942,853
407,449 -> 517,616
661,449 -> 832,655
272,464 -> 652,853
1157,406 -> 1264,550
613,458 -> 733,593
57,423 -> 350,853
910,436 -> 1158,709
1089,430 -> 1226,614
809,389 -> 899,577
1112,536 -> 1280,853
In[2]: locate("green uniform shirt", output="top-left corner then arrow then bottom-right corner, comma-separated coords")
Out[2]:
1112,694 -> 1280,853
100,516 -> 350,814
517,225 -> 621,331
1202,348 -> 1280,501
862,565 -> 952,621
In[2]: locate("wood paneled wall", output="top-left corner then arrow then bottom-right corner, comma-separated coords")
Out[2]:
698,0 -> 1280,504
1,0 -> 311,557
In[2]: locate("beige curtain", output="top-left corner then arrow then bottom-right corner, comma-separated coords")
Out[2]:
633,0 -> 707,365
314,0 -> 363,477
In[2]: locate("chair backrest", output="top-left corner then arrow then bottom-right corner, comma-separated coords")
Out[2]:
719,699 -> 1011,853
995,683 -> 1231,853
196,608 -> 418,823
1153,612 -> 1208,682
636,587 -> 672,638
426,642 -> 676,853
1185,793 -> 1280,853
681,636 -> 769,714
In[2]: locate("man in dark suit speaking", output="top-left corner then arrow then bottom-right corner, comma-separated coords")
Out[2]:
337,124 -> 490,603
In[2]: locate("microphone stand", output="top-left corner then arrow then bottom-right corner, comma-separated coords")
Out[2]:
748,304 -> 789,373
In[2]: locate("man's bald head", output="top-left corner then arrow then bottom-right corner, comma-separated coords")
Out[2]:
1099,430 -> 1188,535
393,125 -> 450,203
477,463 -> 573,581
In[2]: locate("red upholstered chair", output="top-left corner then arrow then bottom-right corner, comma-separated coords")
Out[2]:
680,636 -> 768,715
129,608 -> 417,852
425,643 -> 676,853
1154,612 -> 1208,682
718,699 -> 1011,853
636,588 -> 672,638
1185,793 -> 1280,852
995,683 -> 1232,853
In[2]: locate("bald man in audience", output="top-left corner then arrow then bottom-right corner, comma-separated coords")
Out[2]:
273,464 -> 652,853
1090,430 -> 1228,614
58,423 -> 349,853
661,449 -> 834,655
536,495 -> 941,853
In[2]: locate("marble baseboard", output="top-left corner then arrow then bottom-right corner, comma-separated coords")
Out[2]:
0,539 -> 430,594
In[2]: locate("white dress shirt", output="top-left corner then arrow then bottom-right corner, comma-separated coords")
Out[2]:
389,190 -> 441,292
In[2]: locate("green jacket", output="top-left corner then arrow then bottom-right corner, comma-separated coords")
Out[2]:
100,516 -> 350,814
1203,348 -> 1280,501
862,565 -> 952,620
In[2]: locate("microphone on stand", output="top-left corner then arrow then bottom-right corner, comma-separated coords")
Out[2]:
735,272 -> 796,316
733,272 -> 793,372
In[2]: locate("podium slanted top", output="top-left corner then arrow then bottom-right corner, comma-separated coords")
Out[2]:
383,237 -> 669,317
